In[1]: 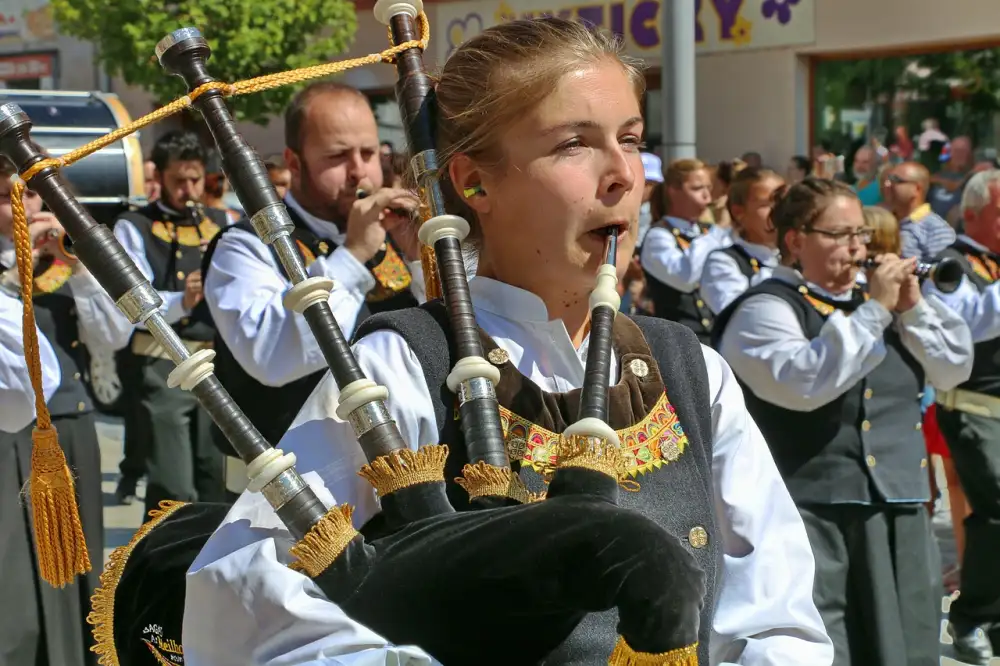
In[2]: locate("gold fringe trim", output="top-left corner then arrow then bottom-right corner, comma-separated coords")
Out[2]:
608,637 -> 699,665
357,444 -> 449,497
455,462 -> 544,505
288,505 -> 359,578
556,434 -> 626,483
29,425 -> 92,588
88,500 -> 189,666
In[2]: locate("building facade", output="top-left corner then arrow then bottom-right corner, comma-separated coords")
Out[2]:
4,0 -> 999,168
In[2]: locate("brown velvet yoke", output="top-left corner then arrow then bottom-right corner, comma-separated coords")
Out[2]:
477,315 -> 694,484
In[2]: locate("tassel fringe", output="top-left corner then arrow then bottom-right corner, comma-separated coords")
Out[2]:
88,500 -> 189,666
357,444 -> 449,497
288,505 -> 359,578
556,434 -> 625,483
608,637 -> 699,665
456,462 -> 544,505
29,425 -> 92,587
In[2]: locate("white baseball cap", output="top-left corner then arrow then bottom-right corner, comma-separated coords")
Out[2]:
641,152 -> 663,183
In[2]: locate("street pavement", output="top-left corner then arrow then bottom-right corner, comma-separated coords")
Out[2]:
94,415 -> 998,664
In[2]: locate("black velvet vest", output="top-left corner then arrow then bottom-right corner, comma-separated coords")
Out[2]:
355,304 -> 720,666
713,278 -> 929,505
201,204 -> 419,447
117,202 -> 228,342
937,241 -> 1000,397
642,225 -> 714,344
715,244 -> 758,280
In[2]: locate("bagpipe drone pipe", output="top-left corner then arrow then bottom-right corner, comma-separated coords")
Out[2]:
0,6 -> 705,665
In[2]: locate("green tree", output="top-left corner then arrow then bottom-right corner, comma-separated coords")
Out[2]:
52,0 -> 358,125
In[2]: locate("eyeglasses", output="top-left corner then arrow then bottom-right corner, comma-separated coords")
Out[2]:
886,173 -> 917,186
805,227 -> 873,246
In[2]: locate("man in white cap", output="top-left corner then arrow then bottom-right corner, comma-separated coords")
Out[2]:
639,152 -> 663,247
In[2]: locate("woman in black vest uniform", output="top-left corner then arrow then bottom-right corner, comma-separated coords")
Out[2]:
639,159 -> 732,343
0,151 -> 133,666
184,18 -> 833,665
701,167 -> 784,315
112,131 -> 232,516
714,178 -> 973,666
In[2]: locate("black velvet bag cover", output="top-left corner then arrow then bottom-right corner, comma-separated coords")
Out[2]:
90,501 -> 231,666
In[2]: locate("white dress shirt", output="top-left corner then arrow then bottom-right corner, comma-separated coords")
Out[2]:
718,267 -> 973,412
1,236 -> 133,353
702,238 -> 781,315
0,289 -> 60,433
639,217 -> 732,292
184,277 -> 833,666
923,234 -> 1000,344
203,192 -> 426,388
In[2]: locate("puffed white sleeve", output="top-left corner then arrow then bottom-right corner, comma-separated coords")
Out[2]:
182,329 -> 443,666
0,291 -> 61,433
703,346 -> 834,666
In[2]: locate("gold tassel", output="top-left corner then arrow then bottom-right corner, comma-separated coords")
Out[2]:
556,435 -> 626,482
288,505 -> 359,577
419,243 -> 441,301
88,501 -> 188,666
455,462 -> 544,505
10,174 -> 91,588
607,637 -> 699,665
357,444 -> 449,497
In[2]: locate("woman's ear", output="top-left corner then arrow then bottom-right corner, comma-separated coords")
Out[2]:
448,154 -> 491,215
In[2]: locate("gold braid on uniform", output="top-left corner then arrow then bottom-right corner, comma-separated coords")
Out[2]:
608,637 -> 699,665
556,434 -> 626,482
456,462 -> 544,505
357,444 -> 449,496
88,501 -> 189,666
288,505 -> 359,578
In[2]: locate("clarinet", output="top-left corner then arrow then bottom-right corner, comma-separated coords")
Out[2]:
154,29 -> 452,524
0,103 -> 327,540
373,0 -> 514,504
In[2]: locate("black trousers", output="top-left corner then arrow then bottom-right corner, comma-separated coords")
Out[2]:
799,503 -> 939,666
0,413 -> 103,666
936,407 -> 1000,627
116,348 -> 145,482
137,357 -> 225,517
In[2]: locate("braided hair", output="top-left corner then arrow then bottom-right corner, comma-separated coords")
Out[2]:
770,177 -> 858,262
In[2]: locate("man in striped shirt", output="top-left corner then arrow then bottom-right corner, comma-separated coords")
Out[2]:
887,161 -> 957,261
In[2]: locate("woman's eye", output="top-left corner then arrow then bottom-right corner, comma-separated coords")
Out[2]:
621,136 -> 644,151
557,139 -> 583,154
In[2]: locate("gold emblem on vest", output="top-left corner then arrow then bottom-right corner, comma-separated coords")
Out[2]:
33,259 -> 72,295
151,217 -> 222,247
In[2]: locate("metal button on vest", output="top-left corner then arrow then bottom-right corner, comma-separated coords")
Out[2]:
176,270 -> 185,280
866,454 -> 877,467
70,340 -> 79,349
175,250 -> 183,259
696,299 -> 705,308
180,318 -> 190,327
920,458 -> 928,468
73,372 -> 81,381
77,402 -> 86,412
688,526 -> 709,549
700,318 -> 711,328
915,422 -> 922,430
864,388 -> 873,399
861,420 -> 871,432
629,359 -> 649,378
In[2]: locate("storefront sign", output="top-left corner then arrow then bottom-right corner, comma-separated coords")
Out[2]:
0,52 -> 54,81
437,0 -> 815,63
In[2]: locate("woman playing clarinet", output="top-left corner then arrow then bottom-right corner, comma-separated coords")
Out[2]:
186,17 -> 832,666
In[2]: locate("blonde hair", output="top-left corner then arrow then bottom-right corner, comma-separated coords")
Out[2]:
862,205 -> 901,256
434,17 -> 646,248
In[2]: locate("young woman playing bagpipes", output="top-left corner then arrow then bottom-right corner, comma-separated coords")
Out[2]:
185,16 -> 832,666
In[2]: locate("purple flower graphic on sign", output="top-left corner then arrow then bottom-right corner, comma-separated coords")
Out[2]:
761,0 -> 800,25
446,13 -> 484,57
